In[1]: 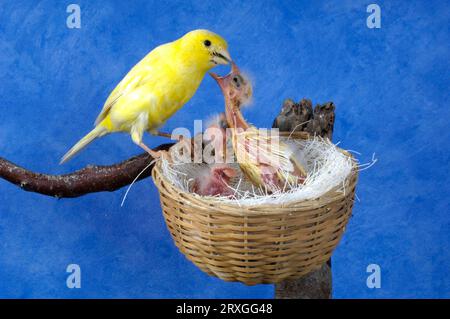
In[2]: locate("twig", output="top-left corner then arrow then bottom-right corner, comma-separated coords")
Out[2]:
0,143 -> 173,198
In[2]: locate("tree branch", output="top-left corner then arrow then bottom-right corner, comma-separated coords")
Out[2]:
0,143 -> 173,198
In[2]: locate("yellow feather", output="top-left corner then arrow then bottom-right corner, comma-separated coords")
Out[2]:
62,29 -> 230,163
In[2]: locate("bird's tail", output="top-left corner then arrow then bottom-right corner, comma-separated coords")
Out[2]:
60,126 -> 107,164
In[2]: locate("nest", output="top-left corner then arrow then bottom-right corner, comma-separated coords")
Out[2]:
152,132 -> 358,285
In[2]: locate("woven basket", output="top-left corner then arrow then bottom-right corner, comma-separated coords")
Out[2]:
152,133 -> 358,285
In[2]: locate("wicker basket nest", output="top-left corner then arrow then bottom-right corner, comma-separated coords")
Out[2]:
152,133 -> 359,285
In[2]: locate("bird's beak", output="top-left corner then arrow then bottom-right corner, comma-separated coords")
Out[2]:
212,48 -> 232,65
209,72 -> 227,94
209,61 -> 242,94
231,61 -> 240,73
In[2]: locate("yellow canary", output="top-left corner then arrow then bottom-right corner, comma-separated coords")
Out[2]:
61,29 -> 231,164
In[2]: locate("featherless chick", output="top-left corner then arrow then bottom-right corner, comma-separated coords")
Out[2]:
210,63 -> 307,193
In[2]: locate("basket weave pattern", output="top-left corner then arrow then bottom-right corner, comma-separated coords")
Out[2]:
152,148 -> 358,285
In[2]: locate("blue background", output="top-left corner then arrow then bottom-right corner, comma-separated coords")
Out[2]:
0,0 -> 449,298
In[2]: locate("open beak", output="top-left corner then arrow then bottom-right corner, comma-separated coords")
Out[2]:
231,61 -> 240,73
209,72 -> 225,91
212,48 -> 232,65
209,60 -> 243,94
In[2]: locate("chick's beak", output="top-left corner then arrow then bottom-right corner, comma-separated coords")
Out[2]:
231,61 -> 240,74
210,72 -> 225,90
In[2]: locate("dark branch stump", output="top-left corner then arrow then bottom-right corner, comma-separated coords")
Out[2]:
275,263 -> 332,299
273,98 -> 335,299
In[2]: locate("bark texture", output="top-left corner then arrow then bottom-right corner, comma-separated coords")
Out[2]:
275,263 -> 332,299
0,143 -> 173,198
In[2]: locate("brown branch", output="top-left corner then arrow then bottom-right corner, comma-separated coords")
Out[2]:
0,143 -> 173,198
275,263 -> 332,299
272,98 -> 335,140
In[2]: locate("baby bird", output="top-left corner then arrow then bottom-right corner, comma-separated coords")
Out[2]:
211,63 -> 307,193
61,29 -> 231,164
203,113 -> 230,163
192,164 -> 237,197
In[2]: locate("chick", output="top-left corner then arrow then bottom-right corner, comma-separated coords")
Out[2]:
61,29 -> 232,164
192,164 -> 237,197
211,63 -> 307,193
202,113 -> 230,163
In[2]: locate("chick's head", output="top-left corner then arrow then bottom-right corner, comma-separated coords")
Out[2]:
210,62 -> 253,106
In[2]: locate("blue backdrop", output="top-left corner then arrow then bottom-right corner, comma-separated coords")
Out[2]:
0,0 -> 448,298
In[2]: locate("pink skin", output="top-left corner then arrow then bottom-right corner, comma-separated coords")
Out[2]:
210,62 -> 252,130
211,64 -> 283,190
203,113 -> 228,161
192,164 -> 237,197
211,63 -> 306,191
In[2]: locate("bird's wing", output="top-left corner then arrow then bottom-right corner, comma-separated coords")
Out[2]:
94,51 -> 161,126
94,93 -> 122,126
95,72 -> 147,126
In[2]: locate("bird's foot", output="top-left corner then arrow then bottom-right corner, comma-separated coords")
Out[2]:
138,142 -> 162,159
156,131 -> 185,142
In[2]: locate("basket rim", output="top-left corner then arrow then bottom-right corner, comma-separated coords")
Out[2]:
152,132 -> 359,216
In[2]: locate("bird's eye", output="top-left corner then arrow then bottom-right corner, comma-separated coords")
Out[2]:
232,75 -> 243,88
204,39 -> 211,47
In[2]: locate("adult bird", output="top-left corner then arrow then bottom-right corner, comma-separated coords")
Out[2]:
60,29 -> 231,164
